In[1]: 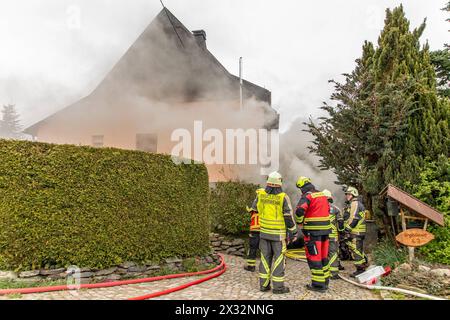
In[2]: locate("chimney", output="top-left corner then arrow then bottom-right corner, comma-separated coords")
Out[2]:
192,30 -> 207,49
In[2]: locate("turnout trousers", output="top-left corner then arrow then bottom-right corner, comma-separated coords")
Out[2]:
328,237 -> 340,276
345,235 -> 367,268
304,234 -> 330,289
246,231 -> 260,267
259,237 -> 287,290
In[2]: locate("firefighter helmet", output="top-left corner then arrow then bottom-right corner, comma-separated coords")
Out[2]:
296,176 -> 312,189
267,171 -> 283,186
322,189 -> 333,199
345,186 -> 359,197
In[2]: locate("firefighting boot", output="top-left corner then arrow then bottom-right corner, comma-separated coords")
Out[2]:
364,255 -> 369,267
330,274 -> 340,280
305,284 -> 327,293
260,285 -> 271,292
243,265 -> 256,272
273,286 -> 290,294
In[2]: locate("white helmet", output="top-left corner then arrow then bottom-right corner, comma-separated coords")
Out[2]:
267,171 -> 283,186
322,189 -> 333,199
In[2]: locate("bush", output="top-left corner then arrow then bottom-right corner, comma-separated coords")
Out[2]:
373,238 -> 408,267
405,156 -> 450,264
210,181 -> 259,236
0,140 -> 210,271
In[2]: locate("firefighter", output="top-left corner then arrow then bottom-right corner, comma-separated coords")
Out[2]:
322,189 -> 344,280
250,171 -> 298,294
339,199 -> 352,262
295,177 -> 331,293
244,206 -> 260,272
343,186 -> 369,277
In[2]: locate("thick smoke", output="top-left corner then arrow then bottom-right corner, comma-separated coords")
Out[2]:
23,9 -> 345,207
28,11 -> 274,181
277,117 -> 345,207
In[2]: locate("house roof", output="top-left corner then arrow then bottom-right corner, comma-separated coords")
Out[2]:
25,8 -> 273,135
379,184 -> 445,226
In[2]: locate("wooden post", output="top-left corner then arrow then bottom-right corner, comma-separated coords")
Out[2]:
400,208 -> 406,231
400,208 -> 415,262
423,219 -> 428,230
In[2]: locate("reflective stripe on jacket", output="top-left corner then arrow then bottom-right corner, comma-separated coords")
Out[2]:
346,198 -> 366,236
295,191 -> 331,235
250,212 -> 260,231
257,188 -> 287,237
329,204 -> 342,239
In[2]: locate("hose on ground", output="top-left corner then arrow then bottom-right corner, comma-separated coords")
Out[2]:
337,274 -> 446,301
285,249 -> 447,301
0,254 -> 226,299
128,259 -> 227,300
285,248 -> 307,262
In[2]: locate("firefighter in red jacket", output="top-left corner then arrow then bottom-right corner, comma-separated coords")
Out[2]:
244,206 -> 260,272
295,177 -> 331,292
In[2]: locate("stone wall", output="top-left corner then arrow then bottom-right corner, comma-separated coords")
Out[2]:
0,254 -> 220,284
0,234 -> 250,285
210,233 -> 246,256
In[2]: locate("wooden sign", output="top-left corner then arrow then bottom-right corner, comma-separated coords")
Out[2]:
396,228 -> 435,247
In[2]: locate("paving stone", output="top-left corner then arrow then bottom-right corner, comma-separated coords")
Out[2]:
0,254 -> 380,301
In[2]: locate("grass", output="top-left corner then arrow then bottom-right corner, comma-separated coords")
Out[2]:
372,238 -> 408,267
388,292 -> 407,300
6,293 -> 22,299
0,279 -> 66,290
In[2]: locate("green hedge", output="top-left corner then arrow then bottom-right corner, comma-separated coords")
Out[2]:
0,140 -> 210,271
210,181 -> 259,236
406,156 -> 450,264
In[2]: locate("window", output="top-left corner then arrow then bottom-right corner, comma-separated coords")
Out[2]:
92,135 -> 104,147
136,134 -> 157,153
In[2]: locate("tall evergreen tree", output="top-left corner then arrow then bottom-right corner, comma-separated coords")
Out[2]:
430,2 -> 450,97
0,104 -> 22,139
307,5 -> 450,216
431,49 -> 450,97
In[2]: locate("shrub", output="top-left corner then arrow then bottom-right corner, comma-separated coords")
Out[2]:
372,238 -> 408,268
0,139 -> 210,271
210,181 -> 259,236
405,156 -> 450,264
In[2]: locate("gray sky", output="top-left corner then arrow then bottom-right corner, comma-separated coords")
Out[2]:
0,0 -> 448,131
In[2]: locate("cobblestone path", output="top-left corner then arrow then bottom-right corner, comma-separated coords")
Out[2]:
0,254 -> 380,300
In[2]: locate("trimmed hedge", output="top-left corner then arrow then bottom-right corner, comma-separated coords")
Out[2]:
210,181 -> 259,236
0,140 -> 210,271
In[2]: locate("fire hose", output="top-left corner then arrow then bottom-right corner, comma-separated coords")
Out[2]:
0,254 -> 226,300
285,249 -> 447,301
285,249 -> 307,262
337,273 -> 446,301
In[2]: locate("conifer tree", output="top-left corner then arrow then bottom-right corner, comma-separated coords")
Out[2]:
0,104 -> 22,139
430,2 -> 450,97
307,5 -> 450,215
